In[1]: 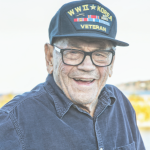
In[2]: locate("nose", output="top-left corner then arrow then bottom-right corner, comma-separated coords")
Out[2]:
77,55 -> 96,72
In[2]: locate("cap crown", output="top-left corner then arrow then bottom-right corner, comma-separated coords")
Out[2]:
49,0 -> 128,46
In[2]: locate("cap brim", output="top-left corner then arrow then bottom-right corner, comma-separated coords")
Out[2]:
52,33 -> 129,46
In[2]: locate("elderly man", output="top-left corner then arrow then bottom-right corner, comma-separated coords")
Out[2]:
0,0 -> 145,150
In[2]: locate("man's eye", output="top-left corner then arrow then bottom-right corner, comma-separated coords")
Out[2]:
70,51 -> 78,54
94,53 -> 105,57
95,53 -> 102,56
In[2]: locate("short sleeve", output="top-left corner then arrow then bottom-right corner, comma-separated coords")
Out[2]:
0,110 -> 23,150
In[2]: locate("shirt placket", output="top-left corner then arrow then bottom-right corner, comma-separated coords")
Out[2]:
94,118 -> 104,150
94,100 -> 109,150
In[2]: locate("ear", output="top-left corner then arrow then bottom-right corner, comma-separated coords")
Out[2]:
44,43 -> 54,74
109,55 -> 115,77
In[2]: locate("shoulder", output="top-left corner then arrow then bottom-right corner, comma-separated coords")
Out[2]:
105,84 -> 135,114
105,84 -> 124,95
105,85 -> 145,149
0,83 -> 47,149
105,84 -> 136,126
0,81 -> 56,140
105,84 -> 128,101
0,82 -> 54,115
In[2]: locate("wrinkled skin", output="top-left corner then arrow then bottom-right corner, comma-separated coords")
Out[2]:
44,38 -> 115,117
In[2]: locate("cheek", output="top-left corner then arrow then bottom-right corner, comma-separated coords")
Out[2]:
55,61 -> 75,87
60,64 -> 73,75
98,66 -> 109,76
58,63 -> 74,78
97,67 -> 109,83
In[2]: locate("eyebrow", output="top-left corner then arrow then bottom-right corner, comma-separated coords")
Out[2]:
68,43 -> 82,49
68,45 -> 110,51
67,40 -> 114,50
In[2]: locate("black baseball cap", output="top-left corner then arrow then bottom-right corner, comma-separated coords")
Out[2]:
48,0 -> 129,46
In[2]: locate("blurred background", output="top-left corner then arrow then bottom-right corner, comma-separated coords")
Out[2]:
0,0 -> 150,149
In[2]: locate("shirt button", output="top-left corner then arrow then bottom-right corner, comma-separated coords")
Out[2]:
100,148 -> 103,150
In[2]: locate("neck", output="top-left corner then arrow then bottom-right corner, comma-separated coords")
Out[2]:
76,99 -> 98,117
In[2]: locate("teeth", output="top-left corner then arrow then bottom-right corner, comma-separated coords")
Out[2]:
74,78 -> 94,82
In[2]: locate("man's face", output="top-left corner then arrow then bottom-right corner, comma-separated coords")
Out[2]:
52,38 -> 115,106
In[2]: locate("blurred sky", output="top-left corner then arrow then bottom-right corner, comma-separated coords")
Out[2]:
0,0 -> 150,94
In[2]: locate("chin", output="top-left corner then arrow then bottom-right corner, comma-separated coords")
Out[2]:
70,92 -> 97,105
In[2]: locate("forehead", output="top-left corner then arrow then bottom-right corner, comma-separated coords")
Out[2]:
55,37 -> 113,50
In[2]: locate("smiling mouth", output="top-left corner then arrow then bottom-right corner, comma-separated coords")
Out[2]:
73,78 -> 95,85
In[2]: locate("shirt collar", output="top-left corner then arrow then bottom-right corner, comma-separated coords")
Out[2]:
45,74 -> 116,118
105,86 -> 116,106
93,86 -> 116,118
